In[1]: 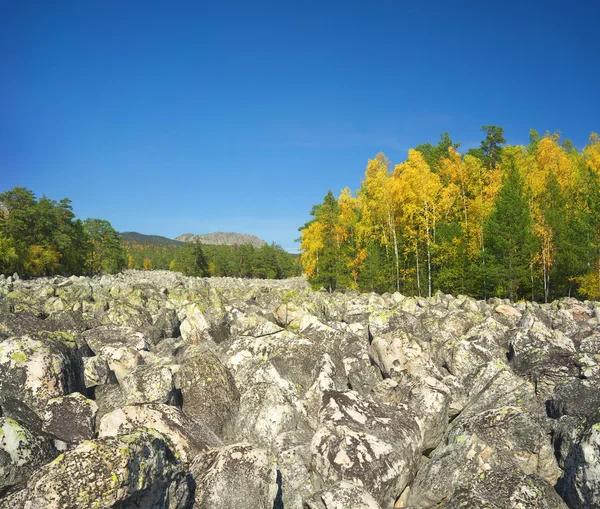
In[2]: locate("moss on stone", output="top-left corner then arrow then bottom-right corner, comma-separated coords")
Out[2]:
11,351 -> 27,363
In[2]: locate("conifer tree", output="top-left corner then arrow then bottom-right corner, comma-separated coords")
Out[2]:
485,159 -> 538,300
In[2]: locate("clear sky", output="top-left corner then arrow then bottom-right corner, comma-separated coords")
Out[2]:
2,1 -> 599,252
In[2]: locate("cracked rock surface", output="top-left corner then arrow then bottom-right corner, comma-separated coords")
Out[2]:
0,270 -> 598,508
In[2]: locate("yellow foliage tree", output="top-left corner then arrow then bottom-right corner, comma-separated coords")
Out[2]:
24,245 -> 61,276
357,153 -> 402,290
393,149 -> 441,297
300,221 -> 326,278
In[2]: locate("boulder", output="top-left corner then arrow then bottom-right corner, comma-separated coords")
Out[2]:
178,303 -> 211,343
83,355 -> 117,388
92,344 -> 143,381
190,443 -> 278,509
98,403 -> 221,463
0,418 -> 56,493
82,325 -> 150,353
448,406 -> 559,484
231,362 -> 303,448
304,480 -> 382,509
0,335 -> 86,428
1,429 -> 193,509
311,390 -> 422,509
405,433 -> 510,508
177,347 -> 239,437
559,422 -> 600,509
438,469 -> 568,509
120,364 -> 180,407
42,392 -> 97,444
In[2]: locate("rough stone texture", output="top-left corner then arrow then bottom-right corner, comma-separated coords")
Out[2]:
0,270 -> 599,508
0,335 -> 86,428
438,469 -> 568,509
230,361 -> 304,448
304,480 -> 382,509
177,347 -> 239,437
448,406 -> 560,484
94,382 -> 129,423
91,344 -> 143,381
178,303 -> 211,343
559,423 -> 600,509
120,364 -> 180,407
83,354 -> 117,388
0,429 -> 193,509
82,324 -> 150,353
42,392 -> 97,444
405,433 -> 510,508
0,418 -> 56,493
189,443 -> 278,509
311,390 -> 422,509
98,403 -> 221,463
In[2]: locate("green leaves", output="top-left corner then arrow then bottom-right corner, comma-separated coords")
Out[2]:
83,219 -> 127,275
170,242 -> 209,277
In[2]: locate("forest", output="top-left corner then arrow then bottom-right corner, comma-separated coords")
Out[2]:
0,187 -> 300,279
300,128 -> 600,302
124,240 -> 300,279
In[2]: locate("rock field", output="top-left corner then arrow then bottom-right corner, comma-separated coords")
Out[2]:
0,269 -> 598,508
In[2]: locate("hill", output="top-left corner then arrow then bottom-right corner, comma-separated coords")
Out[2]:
120,232 -> 184,246
175,232 -> 267,248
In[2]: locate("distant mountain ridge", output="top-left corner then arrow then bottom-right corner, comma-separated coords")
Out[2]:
120,232 -> 184,245
175,232 -> 267,248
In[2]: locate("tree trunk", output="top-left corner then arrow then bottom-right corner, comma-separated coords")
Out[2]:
387,210 -> 400,292
415,238 -> 421,297
425,200 -> 432,298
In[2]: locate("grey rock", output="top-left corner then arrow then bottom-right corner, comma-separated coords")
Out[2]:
175,231 -> 267,248
438,469 -> 568,509
311,390 -> 422,509
189,442 -> 278,509
42,392 -> 97,444
304,480 -> 382,509
0,418 -> 56,493
98,403 -> 221,463
0,428 -> 192,509
83,355 -> 117,388
0,335 -> 86,427
120,364 -> 180,407
177,347 -> 239,437
559,422 -> 600,509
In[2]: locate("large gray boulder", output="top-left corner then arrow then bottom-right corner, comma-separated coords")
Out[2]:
1,429 -> 193,509
311,390 -> 422,509
0,335 -> 86,429
189,443 -> 278,509
177,347 -> 239,437
230,361 -> 304,448
304,480 -> 382,509
42,392 -> 97,444
98,403 -> 221,463
559,422 -> 600,509
0,418 -> 56,493
437,469 -> 568,509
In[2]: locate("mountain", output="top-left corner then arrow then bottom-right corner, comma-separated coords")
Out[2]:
120,232 -> 184,245
175,232 -> 267,248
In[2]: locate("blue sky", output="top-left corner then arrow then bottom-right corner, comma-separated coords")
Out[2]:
2,1 -> 599,252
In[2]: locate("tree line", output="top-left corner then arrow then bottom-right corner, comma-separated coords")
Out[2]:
299,128 -> 600,302
126,240 -> 301,279
0,187 -> 300,279
0,187 -> 126,276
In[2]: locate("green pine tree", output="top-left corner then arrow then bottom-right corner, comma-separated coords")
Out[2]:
485,159 -> 538,300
